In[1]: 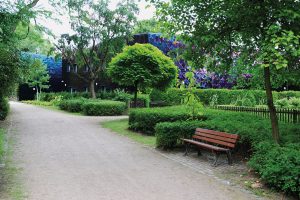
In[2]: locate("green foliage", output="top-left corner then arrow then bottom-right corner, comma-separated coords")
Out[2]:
39,91 -> 150,108
152,107 -> 300,148
155,121 -> 204,149
59,98 -> 85,113
180,72 -> 203,119
0,96 -> 9,120
248,142 -> 300,196
133,18 -> 164,34
26,59 -> 50,100
0,44 -> 20,96
82,100 -> 126,116
128,106 -> 206,135
108,43 -> 178,94
57,0 -> 138,98
15,23 -> 53,54
150,88 -> 300,107
275,97 -> 300,109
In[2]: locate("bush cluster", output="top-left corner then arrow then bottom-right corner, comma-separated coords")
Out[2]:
275,97 -> 300,109
150,88 -> 300,106
155,121 -> 205,148
154,108 -> 300,148
82,100 -> 126,116
59,98 -> 85,113
0,97 -> 9,120
58,99 -> 126,116
40,90 -> 150,108
151,106 -> 300,196
129,106 -> 207,135
248,142 -> 300,196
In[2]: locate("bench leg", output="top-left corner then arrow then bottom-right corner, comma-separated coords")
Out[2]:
226,150 -> 233,165
212,152 -> 220,167
197,150 -> 202,157
184,143 -> 190,156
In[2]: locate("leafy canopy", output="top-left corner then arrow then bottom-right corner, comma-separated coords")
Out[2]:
108,43 -> 178,90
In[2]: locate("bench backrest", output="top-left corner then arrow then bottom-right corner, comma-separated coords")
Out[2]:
193,128 -> 239,149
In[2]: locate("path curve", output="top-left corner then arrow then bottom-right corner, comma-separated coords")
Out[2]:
8,102 -> 258,200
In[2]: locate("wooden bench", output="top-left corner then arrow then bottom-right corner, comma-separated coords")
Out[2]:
181,128 -> 239,166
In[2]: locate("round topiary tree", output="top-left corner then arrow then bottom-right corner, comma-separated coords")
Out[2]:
108,43 -> 178,107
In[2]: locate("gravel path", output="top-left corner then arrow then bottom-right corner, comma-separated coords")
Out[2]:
8,102 -> 259,200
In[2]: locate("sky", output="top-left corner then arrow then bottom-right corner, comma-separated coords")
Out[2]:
35,0 -> 156,40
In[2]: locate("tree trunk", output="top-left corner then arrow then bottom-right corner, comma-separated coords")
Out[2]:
134,81 -> 138,108
264,67 -> 280,143
89,79 -> 96,99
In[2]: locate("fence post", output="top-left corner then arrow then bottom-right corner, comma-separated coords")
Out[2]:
293,109 -> 297,123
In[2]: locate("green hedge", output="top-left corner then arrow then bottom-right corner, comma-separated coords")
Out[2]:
153,106 -> 300,196
82,100 -> 126,116
129,106 -> 207,135
150,88 -> 300,106
155,121 -> 204,148
59,98 -> 85,113
0,97 -> 9,120
40,91 -> 150,108
248,142 -> 300,197
155,108 -> 300,148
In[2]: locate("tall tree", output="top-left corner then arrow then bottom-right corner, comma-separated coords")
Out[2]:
152,0 -> 300,143
26,59 -> 50,101
108,43 -> 177,106
57,0 -> 138,98
133,18 -> 163,34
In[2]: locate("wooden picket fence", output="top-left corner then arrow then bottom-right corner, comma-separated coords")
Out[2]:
213,105 -> 300,124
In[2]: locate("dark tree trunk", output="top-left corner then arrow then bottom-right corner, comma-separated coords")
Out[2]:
89,79 -> 96,99
264,67 -> 280,143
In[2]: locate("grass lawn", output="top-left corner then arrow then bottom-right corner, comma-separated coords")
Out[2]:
101,119 -> 156,147
0,129 -> 5,162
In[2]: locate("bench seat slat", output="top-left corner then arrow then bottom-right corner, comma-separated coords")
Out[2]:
196,128 -> 239,139
192,135 -> 235,148
194,132 -> 237,144
182,139 -> 228,152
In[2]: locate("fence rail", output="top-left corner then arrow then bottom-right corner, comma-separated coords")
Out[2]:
213,105 -> 300,124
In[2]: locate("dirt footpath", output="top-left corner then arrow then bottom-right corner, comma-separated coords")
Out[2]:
6,102 -> 260,200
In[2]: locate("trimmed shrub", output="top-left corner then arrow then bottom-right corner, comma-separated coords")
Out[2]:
82,100 -> 126,116
129,106 -> 207,135
150,88 -> 300,106
58,98 -> 85,112
248,142 -> 300,196
154,108 -> 300,148
0,97 -> 9,120
40,91 -> 150,108
155,121 -> 205,148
